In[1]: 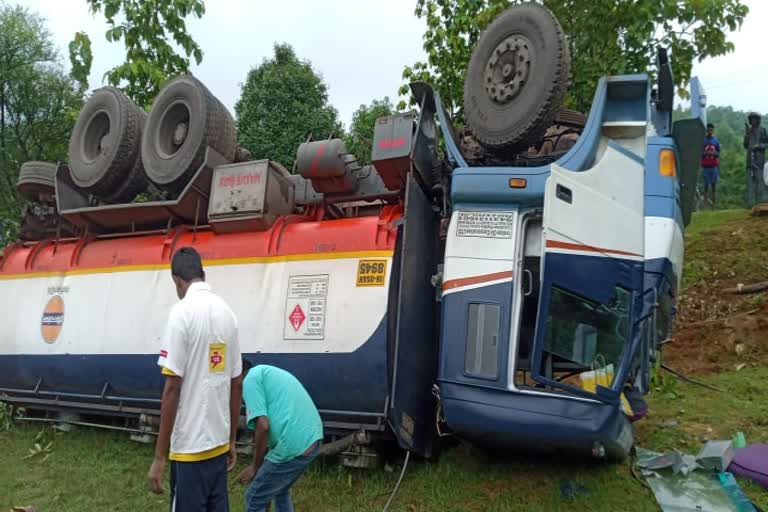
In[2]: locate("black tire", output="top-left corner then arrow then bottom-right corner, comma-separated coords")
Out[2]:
17,161 -> 56,202
463,3 -> 570,153
142,75 -> 237,193
101,153 -> 148,203
68,87 -> 147,197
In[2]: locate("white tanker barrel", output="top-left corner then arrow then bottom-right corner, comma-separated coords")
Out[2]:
0,209 -> 400,424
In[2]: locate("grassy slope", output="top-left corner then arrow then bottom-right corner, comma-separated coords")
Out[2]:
1,210 -> 767,511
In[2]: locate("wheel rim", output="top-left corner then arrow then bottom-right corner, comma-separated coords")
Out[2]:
483,34 -> 532,105
81,110 -> 111,164
155,100 -> 192,160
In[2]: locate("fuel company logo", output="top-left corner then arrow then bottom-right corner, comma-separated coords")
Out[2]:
208,342 -> 226,373
41,295 -> 65,343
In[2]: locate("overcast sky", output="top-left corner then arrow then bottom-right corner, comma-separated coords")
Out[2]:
17,0 -> 768,127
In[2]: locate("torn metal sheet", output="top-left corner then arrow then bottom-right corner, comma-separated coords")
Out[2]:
636,447 -> 699,476
635,448 -> 755,512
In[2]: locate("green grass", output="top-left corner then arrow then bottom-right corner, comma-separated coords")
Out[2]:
2,367 -> 766,511
682,209 -> 768,289
684,209 -> 748,244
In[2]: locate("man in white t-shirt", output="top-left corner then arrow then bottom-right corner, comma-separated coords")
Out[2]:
147,247 -> 243,512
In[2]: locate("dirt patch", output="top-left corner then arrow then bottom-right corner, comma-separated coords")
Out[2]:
665,302 -> 768,375
666,211 -> 768,376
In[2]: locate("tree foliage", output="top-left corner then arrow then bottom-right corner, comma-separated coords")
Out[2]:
235,44 -> 343,170
84,0 -> 205,108
68,31 -> 93,91
344,98 -> 394,165
400,0 -> 749,118
0,4 -> 83,244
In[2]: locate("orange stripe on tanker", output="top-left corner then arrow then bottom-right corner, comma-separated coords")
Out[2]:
0,208 -> 402,280
0,250 -> 394,281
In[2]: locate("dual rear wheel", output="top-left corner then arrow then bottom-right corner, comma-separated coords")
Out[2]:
67,75 -> 237,202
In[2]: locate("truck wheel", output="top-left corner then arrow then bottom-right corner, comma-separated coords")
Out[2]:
463,3 -> 570,153
68,87 -> 146,198
17,161 -> 56,202
142,75 -> 237,193
101,155 -> 148,203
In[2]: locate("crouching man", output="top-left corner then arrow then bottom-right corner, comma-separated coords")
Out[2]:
238,362 -> 323,512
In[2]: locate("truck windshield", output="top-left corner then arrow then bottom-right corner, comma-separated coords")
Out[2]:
541,286 -> 631,384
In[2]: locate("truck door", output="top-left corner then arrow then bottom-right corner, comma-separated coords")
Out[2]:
531,143 -> 645,400
388,173 -> 439,457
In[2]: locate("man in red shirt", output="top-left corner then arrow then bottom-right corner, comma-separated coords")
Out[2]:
701,123 -> 720,208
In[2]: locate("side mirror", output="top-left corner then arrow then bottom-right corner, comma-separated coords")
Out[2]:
655,47 -> 674,113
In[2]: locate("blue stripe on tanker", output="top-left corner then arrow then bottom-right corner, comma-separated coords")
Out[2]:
0,317 -> 390,415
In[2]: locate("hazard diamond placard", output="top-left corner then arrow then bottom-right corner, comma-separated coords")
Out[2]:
283,275 -> 328,340
289,304 -> 306,331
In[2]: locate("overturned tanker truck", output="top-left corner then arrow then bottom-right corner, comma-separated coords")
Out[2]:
0,4 -> 706,463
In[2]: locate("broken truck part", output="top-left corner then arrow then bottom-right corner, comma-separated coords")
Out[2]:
0,3 -> 706,462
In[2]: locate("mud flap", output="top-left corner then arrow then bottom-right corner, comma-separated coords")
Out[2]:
388,174 -> 439,457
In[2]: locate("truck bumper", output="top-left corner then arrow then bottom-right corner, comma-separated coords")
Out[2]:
440,381 -> 633,461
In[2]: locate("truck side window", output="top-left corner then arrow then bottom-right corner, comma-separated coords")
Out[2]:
542,286 -> 631,385
464,303 -> 501,379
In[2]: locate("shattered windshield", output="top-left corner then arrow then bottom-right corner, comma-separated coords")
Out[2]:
542,286 -> 631,384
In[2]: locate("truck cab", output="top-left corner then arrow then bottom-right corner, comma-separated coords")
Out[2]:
425,63 -> 705,458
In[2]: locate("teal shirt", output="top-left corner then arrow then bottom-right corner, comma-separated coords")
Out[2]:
243,365 -> 323,463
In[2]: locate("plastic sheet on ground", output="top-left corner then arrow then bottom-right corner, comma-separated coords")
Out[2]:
635,448 -> 750,512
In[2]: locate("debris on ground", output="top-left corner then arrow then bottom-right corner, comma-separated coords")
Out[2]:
724,281 -> 768,294
697,440 -> 735,472
718,472 -> 759,511
11,507 -> 38,512
559,480 -> 590,500
635,442 -> 760,512
730,444 -> 768,490
636,463 -> 738,510
637,449 -> 699,476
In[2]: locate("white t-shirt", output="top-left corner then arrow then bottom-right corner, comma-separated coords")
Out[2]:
157,281 -> 242,460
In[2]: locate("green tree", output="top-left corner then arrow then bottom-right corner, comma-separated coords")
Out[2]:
0,4 -> 83,243
344,98 -> 395,165
0,3 -> 55,168
400,0 -> 749,119
68,31 -> 93,91
235,43 -> 343,170
83,0 -> 205,108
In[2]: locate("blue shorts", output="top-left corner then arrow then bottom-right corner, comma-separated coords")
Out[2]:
703,166 -> 719,186
170,453 -> 229,512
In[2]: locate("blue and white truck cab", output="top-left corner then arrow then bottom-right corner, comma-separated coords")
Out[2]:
412,15 -> 707,458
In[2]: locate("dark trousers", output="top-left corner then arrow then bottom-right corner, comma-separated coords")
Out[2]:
245,443 -> 320,512
170,453 -> 229,512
